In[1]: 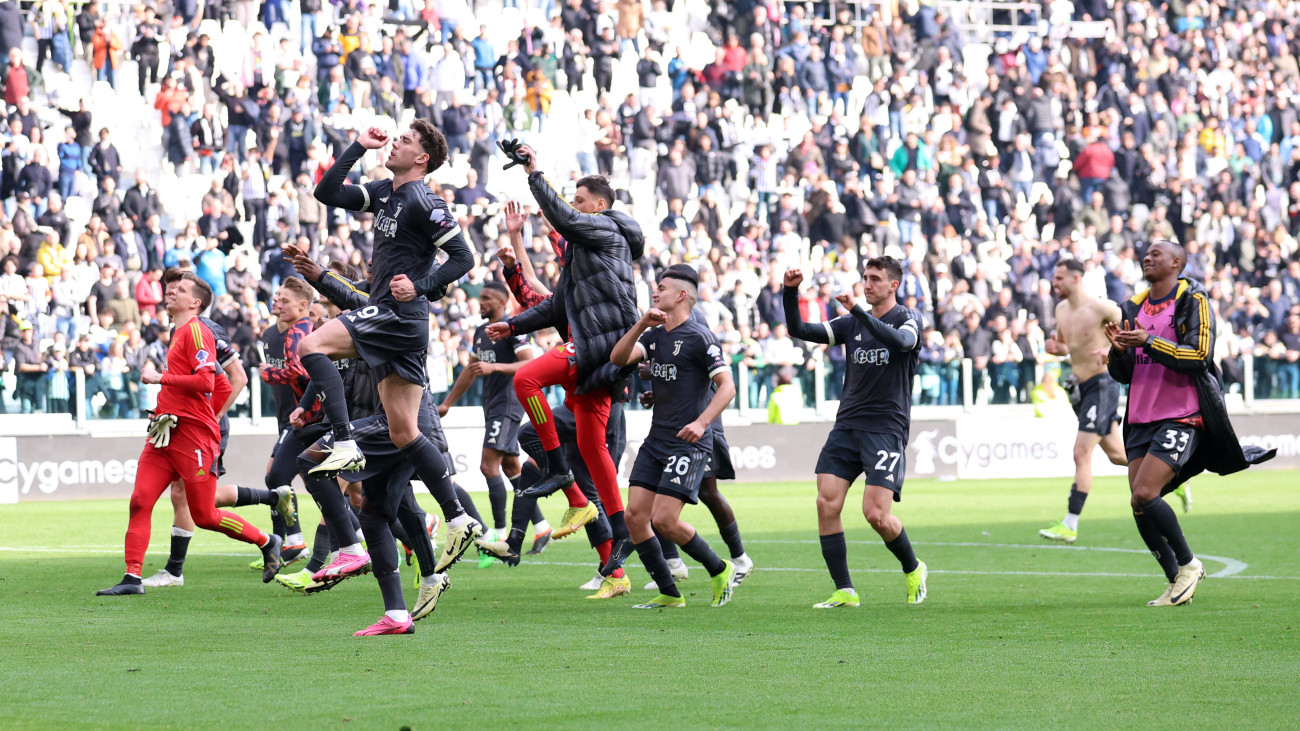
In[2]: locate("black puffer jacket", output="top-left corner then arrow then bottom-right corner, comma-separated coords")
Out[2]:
1109,277 -> 1275,490
509,172 -> 644,394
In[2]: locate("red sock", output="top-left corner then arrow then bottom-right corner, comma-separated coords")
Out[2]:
563,486 -> 588,508
596,539 -> 625,579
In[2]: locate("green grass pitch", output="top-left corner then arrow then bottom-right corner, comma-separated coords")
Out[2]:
3,471 -> 1299,729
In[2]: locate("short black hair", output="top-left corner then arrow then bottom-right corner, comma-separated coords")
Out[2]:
481,280 -> 510,298
661,263 -> 699,288
412,118 -> 449,173
162,268 -> 213,311
1057,259 -> 1086,276
575,175 -> 616,208
865,256 -> 903,283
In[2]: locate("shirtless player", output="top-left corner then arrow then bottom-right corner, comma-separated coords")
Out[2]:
1039,259 -> 1129,543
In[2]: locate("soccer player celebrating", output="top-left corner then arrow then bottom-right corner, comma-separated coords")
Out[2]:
1105,241 -> 1274,607
98,272 -> 283,595
640,381 -> 754,590
297,122 -> 483,571
439,279 -> 549,559
144,269 -> 296,588
610,265 -> 739,609
1038,259 -> 1130,543
783,258 -> 928,608
489,145 -> 644,577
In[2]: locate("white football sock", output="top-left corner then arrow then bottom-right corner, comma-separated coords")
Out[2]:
1063,514 -> 1080,531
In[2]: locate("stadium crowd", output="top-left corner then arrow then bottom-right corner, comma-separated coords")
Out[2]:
2,0 -> 1300,419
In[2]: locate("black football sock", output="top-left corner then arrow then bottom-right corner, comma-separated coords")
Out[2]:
269,508 -> 287,541
349,504 -> 362,533
607,509 -> 629,542
718,520 -> 745,559
397,493 -> 438,576
300,352 -> 353,442
883,527 -> 920,574
635,537 -> 681,597
532,502 -> 546,525
544,446 -> 569,475
120,573 -> 143,585
164,527 -> 193,577
679,531 -> 726,577
235,486 -> 277,506
507,472 -> 521,493
654,527 -> 681,561
1140,497 -> 1194,566
820,532 -> 853,590
506,526 -> 527,555
398,436 -> 465,519
453,484 -> 481,523
485,474 -> 508,530
510,490 -> 536,539
1068,484 -> 1087,516
305,522 -> 333,573
518,461 -> 543,490
360,511 -> 405,612
1133,509 -> 1179,581
303,475 -> 359,546
389,513 -> 413,546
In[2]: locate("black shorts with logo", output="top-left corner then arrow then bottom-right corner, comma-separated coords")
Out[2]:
340,303 -> 429,387
629,437 -> 712,505
482,414 -> 522,455
815,425 -> 907,501
703,429 -> 735,481
1124,417 -> 1201,474
1077,372 -> 1122,436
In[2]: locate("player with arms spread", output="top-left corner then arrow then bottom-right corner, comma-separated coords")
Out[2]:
610,264 -> 739,609
1105,240 -> 1274,607
439,279 -> 547,555
1038,259 -> 1130,544
98,272 -> 283,595
296,121 -> 484,568
487,144 -> 644,577
784,257 -> 928,608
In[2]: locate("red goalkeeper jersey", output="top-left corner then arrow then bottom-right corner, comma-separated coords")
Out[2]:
155,316 -> 221,440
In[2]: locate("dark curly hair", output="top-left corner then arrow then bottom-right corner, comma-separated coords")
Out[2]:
412,118 -> 449,173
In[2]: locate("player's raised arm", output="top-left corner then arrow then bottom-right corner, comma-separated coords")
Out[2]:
780,269 -> 833,345
611,308 -> 666,366
501,200 -> 551,301
836,293 -> 920,351
313,127 -> 388,211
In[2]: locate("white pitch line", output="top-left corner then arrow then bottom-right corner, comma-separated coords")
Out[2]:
0,546 -> 1276,580
746,540 -> 1251,579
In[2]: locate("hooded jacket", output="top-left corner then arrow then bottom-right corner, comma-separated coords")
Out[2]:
1108,277 -> 1275,491
507,171 -> 644,394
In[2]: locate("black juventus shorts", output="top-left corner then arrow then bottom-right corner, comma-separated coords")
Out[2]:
216,415 -> 230,477
629,437 -> 712,504
1077,372 -> 1122,436
703,429 -> 735,481
815,425 -> 907,501
483,414 -> 522,455
1124,417 -> 1201,473
268,428 -> 308,487
340,303 -> 429,387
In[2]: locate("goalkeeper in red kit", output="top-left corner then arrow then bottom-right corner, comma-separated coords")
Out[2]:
98,272 -> 284,596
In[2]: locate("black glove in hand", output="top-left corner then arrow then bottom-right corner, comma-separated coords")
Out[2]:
499,138 -> 532,170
